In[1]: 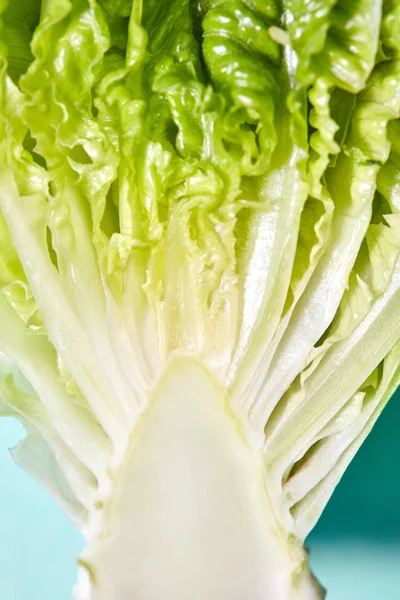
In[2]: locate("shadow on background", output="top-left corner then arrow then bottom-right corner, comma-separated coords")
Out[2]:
307,390 -> 400,598
309,389 -> 400,543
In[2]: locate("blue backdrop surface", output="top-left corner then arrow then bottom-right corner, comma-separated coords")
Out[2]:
0,392 -> 399,599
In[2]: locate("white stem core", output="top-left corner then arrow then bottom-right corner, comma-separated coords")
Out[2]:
74,358 -> 324,600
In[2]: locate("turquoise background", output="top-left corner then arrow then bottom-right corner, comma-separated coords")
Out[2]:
0,394 -> 399,599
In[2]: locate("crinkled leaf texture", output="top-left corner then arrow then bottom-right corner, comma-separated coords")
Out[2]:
0,0 -> 400,599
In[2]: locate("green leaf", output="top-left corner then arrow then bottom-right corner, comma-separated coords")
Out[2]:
11,428 -> 89,527
0,0 -> 41,82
